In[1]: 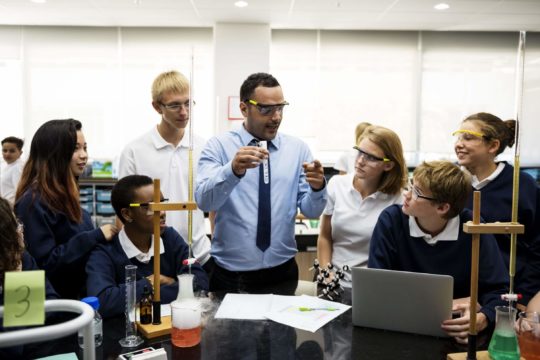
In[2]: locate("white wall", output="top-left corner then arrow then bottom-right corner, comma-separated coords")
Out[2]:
270,30 -> 540,166
1,26 -> 539,168
0,25 -> 214,163
214,23 -> 270,135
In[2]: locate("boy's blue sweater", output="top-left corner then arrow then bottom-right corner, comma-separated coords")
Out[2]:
86,226 -> 209,318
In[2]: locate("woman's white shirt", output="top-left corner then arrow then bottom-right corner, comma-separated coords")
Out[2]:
323,173 -> 402,287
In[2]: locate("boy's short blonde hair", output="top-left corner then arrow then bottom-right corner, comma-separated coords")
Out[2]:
413,161 -> 471,219
151,70 -> 190,103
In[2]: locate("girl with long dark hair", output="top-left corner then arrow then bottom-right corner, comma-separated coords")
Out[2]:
15,119 -> 118,299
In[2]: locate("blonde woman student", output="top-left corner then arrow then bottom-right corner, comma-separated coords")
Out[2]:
317,125 -> 407,286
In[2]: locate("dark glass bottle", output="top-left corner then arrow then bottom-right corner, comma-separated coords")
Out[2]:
140,285 -> 153,325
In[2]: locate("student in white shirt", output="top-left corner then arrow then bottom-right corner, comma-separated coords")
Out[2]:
1,137 -> 24,205
118,70 -> 211,266
317,125 -> 407,286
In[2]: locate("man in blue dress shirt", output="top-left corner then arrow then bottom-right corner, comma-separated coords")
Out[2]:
195,72 -> 327,293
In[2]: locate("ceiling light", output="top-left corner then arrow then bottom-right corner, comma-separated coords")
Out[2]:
434,3 -> 450,10
234,1 -> 248,8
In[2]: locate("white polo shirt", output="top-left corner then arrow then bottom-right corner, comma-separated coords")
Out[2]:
118,228 -> 165,264
118,126 -> 211,264
323,173 -> 402,287
471,162 -> 505,190
1,158 -> 24,205
409,214 -> 460,245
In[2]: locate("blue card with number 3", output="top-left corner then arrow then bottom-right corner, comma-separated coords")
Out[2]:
3,270 -> 45,327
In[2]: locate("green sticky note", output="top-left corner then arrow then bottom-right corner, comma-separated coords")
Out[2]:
3,270 -> 45,327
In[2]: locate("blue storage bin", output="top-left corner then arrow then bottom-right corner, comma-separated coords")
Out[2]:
79,195 -> 92,202
79,187 -> 93,196
80,202 -> 93,213
95,190 -> 112,202
96,202 -> 114,215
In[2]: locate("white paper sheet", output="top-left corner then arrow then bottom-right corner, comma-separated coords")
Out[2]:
213,293 -> 350,332
214,293 -> 273,320
265,295 -> 350,332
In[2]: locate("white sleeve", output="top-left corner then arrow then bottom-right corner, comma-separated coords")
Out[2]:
322,176 -> 337,216
118,145 -> 136,179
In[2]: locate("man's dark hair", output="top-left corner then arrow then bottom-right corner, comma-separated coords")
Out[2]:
2,136 -> 24,150
111,175 -> 153,224
240,73 -> 280,102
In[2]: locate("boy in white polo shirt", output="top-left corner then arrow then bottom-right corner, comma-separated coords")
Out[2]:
118,70 -> 211,266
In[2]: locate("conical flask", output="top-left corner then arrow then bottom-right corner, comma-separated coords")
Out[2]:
488,305 -> 520,360
171,274 -> 201,347
176,274 -> 195,301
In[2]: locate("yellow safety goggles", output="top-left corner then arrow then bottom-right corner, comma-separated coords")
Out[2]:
452,129 -> 486,141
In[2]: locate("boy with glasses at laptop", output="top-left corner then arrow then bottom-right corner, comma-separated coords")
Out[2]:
86,175 -> 208,318
368,160 -> 508,344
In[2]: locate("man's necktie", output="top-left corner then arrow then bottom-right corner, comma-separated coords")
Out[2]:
254,140 -> 271,251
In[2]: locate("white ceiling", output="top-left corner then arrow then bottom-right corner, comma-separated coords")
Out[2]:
0,0 -> 539,31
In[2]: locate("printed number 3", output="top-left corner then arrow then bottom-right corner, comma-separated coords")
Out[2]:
15,285 -> 31,318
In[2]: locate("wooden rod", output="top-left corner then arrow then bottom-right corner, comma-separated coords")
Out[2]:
467,191 -> 481,359
462,222 -> 524,235
469,191 -> 481,335
149,202 -> 197,212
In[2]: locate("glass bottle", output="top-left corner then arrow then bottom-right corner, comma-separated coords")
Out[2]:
78,296 -> 103,348
488,305 -> 520,360
139,285 -> 153,325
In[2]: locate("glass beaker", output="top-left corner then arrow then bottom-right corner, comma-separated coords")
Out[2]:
171,299 -> 201,347
517,311 -> 540,360
488,306 -> 520,360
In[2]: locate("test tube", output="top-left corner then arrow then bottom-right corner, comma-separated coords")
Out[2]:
259,140 -> 269,184
119,264 -> 144,347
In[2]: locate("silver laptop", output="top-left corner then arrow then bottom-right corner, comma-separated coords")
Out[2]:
352,267 -> 453,337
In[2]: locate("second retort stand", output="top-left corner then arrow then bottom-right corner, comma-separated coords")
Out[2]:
446,192 -> 524,360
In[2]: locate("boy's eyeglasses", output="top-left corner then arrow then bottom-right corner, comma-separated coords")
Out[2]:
160,100 -> 194,111
129,198 -> 169,215
247,99 -> 289,116
405,179 -> 438,202
353,146 -> 390,163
